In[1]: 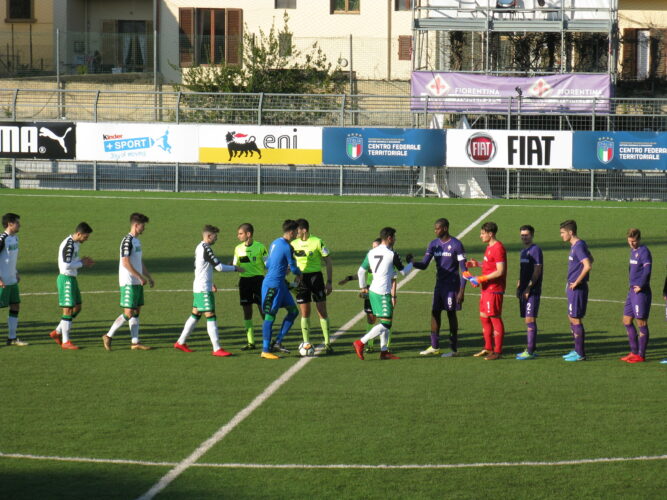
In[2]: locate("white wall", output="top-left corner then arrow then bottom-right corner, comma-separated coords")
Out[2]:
160,0 -> 413,83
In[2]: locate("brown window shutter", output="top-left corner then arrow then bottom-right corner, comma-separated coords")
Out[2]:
225,9 -> 243,65
179,7 -> 195,67
621,28 -> 637,79
398,35 -> 412,61
101,20 -> 118,67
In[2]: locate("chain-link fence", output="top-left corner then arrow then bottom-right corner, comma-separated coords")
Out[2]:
2,88 -> 667,131
2,160 -> 667,202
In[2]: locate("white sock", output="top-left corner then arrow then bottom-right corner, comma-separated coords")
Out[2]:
61,319 -> 72,344
206,318 -> 221,351
129,316 -> 140,344
107,314 -> 127,338
380,328 -> 389,351
360,323 -> 386,344
178,315 -> 199,345
7,315 -> 18,339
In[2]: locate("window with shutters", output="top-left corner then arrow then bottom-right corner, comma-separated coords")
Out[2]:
275,0 -> 297,8
6,0 -> 34,22
179,8 -> 243,67
398,35 -> 412,61
395,0 -> 411,11
331,0 -> 360,14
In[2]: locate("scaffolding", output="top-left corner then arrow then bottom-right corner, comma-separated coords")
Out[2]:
413,0 -> 618,79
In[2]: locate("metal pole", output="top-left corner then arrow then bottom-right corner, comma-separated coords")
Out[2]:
590,170 -> 594,201
340,94 -> 345,126
11,159 -> 16,189
176,91 -> 182,124
506,168 -> 510,199
153,0 -> 159,122
12,89 -> 18,119
421,166 -> 426,198
349,34 -> 353,95
257,164 -> 261,194
175,162 -> 179,192
56,28 -> 60,87
591,97 -> 596,131
339,164 -> 343,196
258,92 -> 264,125
94,90 -> 100,122
93,161 -> 97,190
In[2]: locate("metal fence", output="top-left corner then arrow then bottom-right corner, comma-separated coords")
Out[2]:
2,88 -> 667,131
1,89 -> 667,201
3,161 -> 667,202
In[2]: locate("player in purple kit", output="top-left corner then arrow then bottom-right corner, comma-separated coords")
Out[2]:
559,220 -> 593,362
515,225 -> 543,360
413,218 -> 467,357
621,228 -> 651,363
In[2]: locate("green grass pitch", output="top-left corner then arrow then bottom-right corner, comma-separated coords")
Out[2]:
1,190 -> 666,499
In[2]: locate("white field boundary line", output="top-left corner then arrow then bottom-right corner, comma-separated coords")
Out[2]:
21,288 -> 664,307
2,451 -> 666,470
2,192 -> 667,210
135,205 -> 499,500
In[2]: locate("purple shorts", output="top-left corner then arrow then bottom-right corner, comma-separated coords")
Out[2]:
519,293 -> 540,318
623,289 -> 651,319
567,285 -> 588,318
433,284 -> 461,312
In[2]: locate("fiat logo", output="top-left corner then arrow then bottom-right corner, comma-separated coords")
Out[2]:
466,133 -> 496,164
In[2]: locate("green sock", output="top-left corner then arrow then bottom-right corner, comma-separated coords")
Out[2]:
244,319 -> 254,344
320,317 -> 330,344
301,317 -> 310,343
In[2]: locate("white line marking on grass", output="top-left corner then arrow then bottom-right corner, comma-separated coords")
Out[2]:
135,205 -> 499,499
3,450 -> 666,470
0,451 -> 177,467
2,192 -> 667,210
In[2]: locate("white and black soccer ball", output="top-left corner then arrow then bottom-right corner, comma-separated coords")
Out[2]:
298,342 -> 314,357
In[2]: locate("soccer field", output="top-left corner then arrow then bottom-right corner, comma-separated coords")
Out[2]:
1,190 -> 666,500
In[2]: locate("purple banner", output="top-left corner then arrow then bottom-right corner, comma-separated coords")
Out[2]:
411,72 -> 612,113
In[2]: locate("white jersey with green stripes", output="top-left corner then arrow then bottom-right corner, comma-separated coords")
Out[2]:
358,244 -> 412,295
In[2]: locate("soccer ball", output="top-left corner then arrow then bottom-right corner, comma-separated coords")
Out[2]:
298,342 -> 315,357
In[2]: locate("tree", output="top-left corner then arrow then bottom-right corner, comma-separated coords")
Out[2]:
178,13 -> 344,95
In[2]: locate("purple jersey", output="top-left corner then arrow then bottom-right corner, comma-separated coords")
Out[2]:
414,236 -> 467,288
519,243 -> 543,294
628,245 -> 651,290
567,239 -> 592,285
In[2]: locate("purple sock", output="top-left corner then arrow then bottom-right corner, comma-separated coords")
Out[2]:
430,332 -> 439,349
572,324 -> 585,356
625,324 -> 638,354
526,321 -> 537,354
638,325 -> 649,358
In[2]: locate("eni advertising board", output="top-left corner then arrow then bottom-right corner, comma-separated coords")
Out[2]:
198,125 -> 322,165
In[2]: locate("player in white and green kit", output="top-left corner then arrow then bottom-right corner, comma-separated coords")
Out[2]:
233,223 -> 267,350
353,227 -> 413,360
102,213 -> 154,351
0,213 -> 26,346
175,225 -> 244,357
49,222 -> 95,350
291,219 -> 334,353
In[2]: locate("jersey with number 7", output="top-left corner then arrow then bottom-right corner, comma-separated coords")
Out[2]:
359,244 -> 408,295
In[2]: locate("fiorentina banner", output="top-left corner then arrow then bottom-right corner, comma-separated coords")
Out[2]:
447,129 -> 572,169
573,132 -> 667,170
411,72 -> 612,113
322,127 -> 445,166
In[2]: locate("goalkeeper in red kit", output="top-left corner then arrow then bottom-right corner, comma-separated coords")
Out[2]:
463,221 -> 507,360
